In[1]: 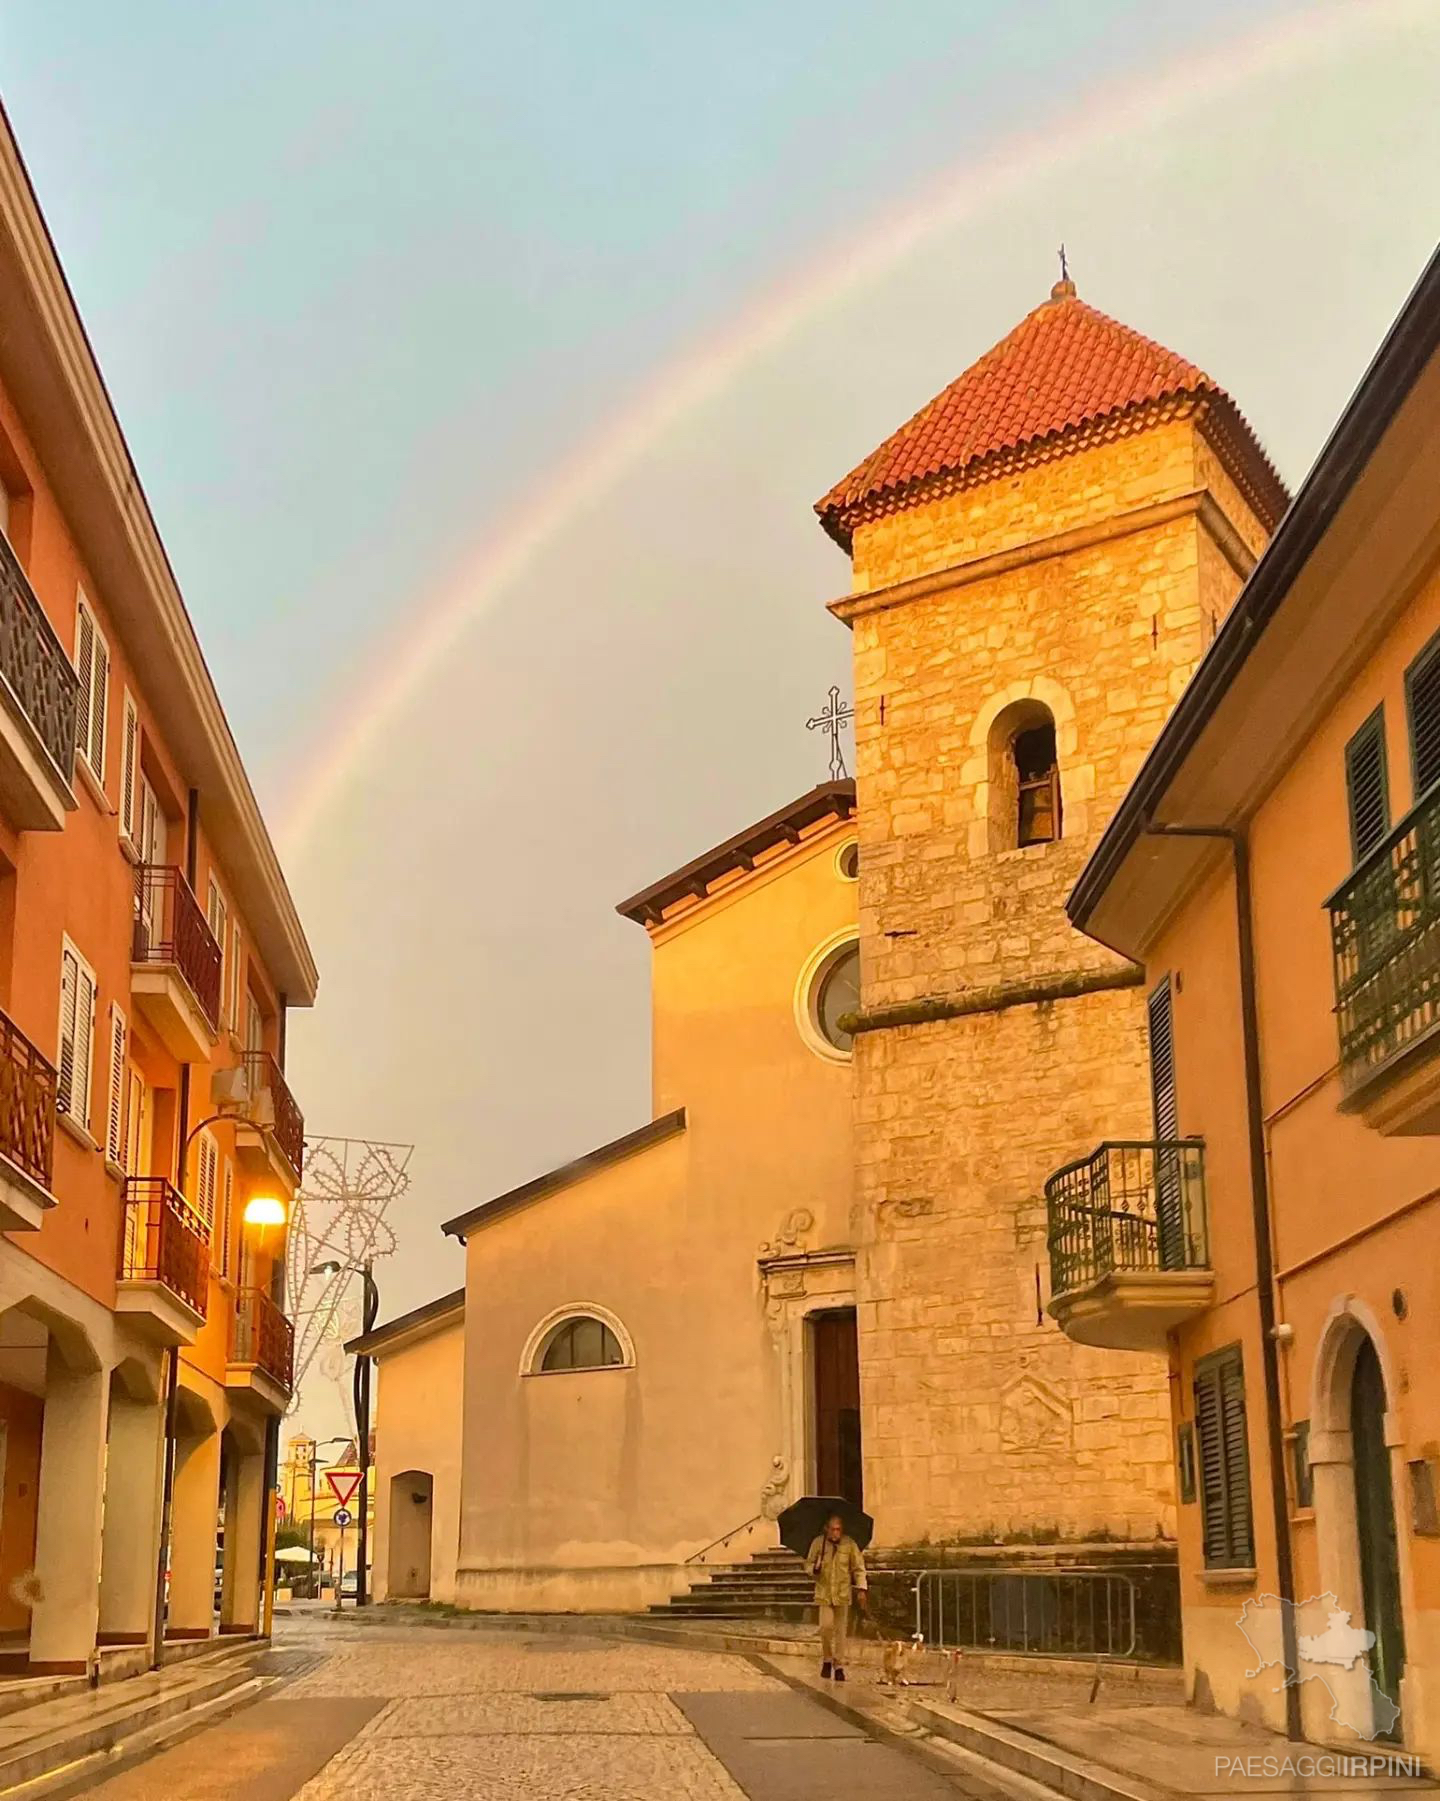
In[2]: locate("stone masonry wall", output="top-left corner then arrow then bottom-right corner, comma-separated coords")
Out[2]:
843,419 -> 1266,1548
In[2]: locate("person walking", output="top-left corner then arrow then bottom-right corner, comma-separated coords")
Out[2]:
807,1512 -> 868,1680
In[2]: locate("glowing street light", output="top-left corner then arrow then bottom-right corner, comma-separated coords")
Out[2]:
243,1194 -> 288,1228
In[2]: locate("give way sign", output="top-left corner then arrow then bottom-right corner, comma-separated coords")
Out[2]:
326,1469 -> 363,1509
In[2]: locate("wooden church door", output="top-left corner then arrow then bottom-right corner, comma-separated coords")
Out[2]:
812,1309 -> 863,1505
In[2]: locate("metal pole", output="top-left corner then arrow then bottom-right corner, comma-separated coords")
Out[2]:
353,1262 -> 379,1607
149,1344 -> 180,1670
308,1441 -> 318,1599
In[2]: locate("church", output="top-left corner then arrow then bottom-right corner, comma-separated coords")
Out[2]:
353,275 -> 1286,1611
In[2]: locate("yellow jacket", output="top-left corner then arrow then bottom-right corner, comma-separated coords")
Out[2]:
806,1534 -> 868,1606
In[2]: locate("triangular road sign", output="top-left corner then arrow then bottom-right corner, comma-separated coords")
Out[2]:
325,1469 -> 363,1509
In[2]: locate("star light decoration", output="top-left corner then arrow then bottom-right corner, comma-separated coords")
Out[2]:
285,1136 -> 412,1421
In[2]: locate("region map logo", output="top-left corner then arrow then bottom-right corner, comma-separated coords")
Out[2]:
1238,1593 -> 1399,1741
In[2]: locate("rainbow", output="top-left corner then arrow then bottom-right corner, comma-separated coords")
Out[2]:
278,0 -> 1402,860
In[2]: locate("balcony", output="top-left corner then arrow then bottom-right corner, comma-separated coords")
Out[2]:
236,1051 -> 305,1189
1328,785 -> 1440,1134
116,1177 -> 209,1343
0,1009 -> 57,1230
227,1287 -> 294,1414
131,865 -> 222,1062
0,532 -> 79,831
1045,1140 -> 1213,1351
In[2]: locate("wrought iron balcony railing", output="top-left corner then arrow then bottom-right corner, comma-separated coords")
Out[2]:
242,1050 -> 305,1179
119,1177 -> 210,1317
133,865 -> 223,1031
1328,783 -> 1440,1087
232,1286 -> 294,1391
0,1008 -> 56,1193
1046,1140 -> 1208,1297
0,531 -> 79,782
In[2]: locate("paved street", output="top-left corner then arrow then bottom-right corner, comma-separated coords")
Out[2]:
80,1615 -> 972,1800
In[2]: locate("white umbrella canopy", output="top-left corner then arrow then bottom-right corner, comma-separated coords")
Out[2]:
275,1546 -> 316,1565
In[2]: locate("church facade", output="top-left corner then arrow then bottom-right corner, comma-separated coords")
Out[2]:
358,279 -> 1286,1610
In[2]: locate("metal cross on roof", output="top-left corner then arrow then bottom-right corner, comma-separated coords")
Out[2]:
806,684 -> 855,781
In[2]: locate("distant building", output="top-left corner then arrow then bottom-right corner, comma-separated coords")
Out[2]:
0,104 -> 316,1670
280,1434 -> 375,1578
1062,247 -> 1440,1763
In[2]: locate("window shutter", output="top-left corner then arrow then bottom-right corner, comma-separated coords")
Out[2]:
229,927 -> 244,1036
105,1005 -> 127,1166
74,602 -> 94,763
1148,976 -> 1178,1140
196,1132 -> 218,1232
220,1160 -> 234,1277
1344,709 -> 1390,862
119,692 -> 139,845
207,880 -> 228,1021
88,628 -> 109,778
1194,1346 -> 1254,1568
72,961 -> 96,1128
1406,632 -> 1440,799
57,948 -> 79,1117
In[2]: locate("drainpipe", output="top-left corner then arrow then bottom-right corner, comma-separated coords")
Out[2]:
1145,823 -> 1302,1742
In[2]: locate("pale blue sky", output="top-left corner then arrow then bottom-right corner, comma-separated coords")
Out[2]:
4,4 -> 1438,1423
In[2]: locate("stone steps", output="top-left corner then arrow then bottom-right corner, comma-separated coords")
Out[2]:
648,1545 -> 818,1625
0,1641 -> 264,1798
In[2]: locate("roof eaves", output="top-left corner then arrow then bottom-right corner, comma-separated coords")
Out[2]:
345,1286 -> 465,1356
440,1107 -> 687,1240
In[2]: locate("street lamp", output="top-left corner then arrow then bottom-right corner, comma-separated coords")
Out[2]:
303,1434 -> 353,1600
244,1193 -> 288,1227
307,1258 -> 380,1607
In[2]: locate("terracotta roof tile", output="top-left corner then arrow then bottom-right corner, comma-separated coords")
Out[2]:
816,281 -> 1284,547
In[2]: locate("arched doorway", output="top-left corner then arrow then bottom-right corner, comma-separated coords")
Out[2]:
388,1471 -> 433,1599
1350,1336 -> 1406,1723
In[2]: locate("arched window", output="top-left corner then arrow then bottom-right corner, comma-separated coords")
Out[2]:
538,1315 -> 625,1373
988,700 -> 1062,850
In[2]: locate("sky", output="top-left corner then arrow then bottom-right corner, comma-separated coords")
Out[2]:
4,1 -> 1439,1436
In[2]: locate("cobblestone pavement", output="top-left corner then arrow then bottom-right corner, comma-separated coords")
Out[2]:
288,1624 -> 778,1800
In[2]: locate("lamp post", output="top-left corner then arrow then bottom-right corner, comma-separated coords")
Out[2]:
309,1258 -> 380,1607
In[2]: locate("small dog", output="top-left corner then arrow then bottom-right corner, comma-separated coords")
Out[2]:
881,1634 -> 924,1686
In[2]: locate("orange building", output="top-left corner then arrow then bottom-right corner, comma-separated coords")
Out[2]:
0,108 -> 316,1671
1058,246 -> 1440,1762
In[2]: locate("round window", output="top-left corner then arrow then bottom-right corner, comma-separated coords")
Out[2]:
836,842 -> 860,881
814,943 -> 860,1053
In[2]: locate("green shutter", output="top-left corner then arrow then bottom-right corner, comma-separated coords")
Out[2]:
1406,629 -> 1440,800
1344,708 -> 1390,862
1194,1346 -> 1254,1568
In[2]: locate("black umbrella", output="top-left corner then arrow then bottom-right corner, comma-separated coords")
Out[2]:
777,1495 -> 874,1558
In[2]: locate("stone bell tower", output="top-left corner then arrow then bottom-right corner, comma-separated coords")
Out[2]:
815,277 -> 1286,1547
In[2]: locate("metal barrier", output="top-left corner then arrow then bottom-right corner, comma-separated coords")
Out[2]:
913,1568 -> 1138,1659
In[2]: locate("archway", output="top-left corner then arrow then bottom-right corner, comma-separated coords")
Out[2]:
1310,1305 -> 1409,1739
986,699 -> 1061,850
1350,1336 -> 1406,1721
388,1470 -> 433,1599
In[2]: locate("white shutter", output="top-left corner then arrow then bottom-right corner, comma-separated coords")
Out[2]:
88,627 -> 108,779
105,1005 -> 127,1165
119,692 -> 139,846
207,881 -> 229,1023
73,961 -> 96,1128
74,602 -> 94,764
196,1131 -> 218,1233
57,948 -> 78,1117
229,928 -> 244,1039
220,1160 -> 234,1276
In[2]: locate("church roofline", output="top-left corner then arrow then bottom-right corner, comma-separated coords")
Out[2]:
346,1286 -> 465,1357
615,780 -> 855,926
815,285 -> 1288,553
440,1107 -> 688,1241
